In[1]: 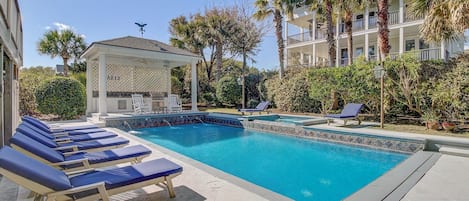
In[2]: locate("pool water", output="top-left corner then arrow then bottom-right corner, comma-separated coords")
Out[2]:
135,124 -> 408,201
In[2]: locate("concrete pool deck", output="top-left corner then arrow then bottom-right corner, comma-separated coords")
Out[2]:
2,119 -> 469,201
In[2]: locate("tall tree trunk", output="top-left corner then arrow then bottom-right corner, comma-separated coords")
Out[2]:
345,10 -> 353,65
215,40 -> 223,81
62,57 -> 69,76
378,0 -> 390,59
273,9 -> 284,79
325,0 -> 336,67
242,50 -> 246,109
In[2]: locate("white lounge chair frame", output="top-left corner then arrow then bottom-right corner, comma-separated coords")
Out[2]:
166,94 -> 182,113
131,94 -> 151,113
0,167 -> 181,201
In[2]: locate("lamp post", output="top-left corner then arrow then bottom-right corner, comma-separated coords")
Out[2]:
374,64 -> 385,128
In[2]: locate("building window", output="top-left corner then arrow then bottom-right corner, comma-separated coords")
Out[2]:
419,39 -> 429,49
356,14 -> 363,20
355,47 -> 364,57
406,39 -> 415,51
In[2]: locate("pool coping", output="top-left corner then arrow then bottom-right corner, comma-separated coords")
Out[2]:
107,127 -> 293,201
345,151 -> 441,201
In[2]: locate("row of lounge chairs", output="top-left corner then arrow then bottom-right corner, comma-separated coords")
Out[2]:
0,116 -> 183,201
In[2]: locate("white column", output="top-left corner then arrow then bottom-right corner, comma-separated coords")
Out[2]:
440,40 -> 446,59
308,54 -> 312,67
312,12 -> 317,40
85,62 -> 92,115
166,68 -> 172,113
399,28 -> 404,54
300,27 -> 304,41
312,43 -> 317,66
0,45 -> 3,147
399,0 -> 404,23
300,53 -> 304,65
365,34 -> 369,60
98,54 -> 107,116
365,6 -> 369,30
191,61 -> 198,111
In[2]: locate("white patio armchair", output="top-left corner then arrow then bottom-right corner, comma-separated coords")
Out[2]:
131,94 -> 151,113
166,94 -> 182,112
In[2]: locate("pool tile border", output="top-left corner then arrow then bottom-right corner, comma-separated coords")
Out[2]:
103,113 -> 425,153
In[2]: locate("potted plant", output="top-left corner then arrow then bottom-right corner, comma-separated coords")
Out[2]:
422,110 -> 440,130
441,121 -> 456,131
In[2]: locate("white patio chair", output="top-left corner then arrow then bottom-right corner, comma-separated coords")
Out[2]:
131,94 -> 151,113
166,94 -> 182,113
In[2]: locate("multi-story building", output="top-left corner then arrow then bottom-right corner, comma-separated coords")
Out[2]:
0,0 -> 22,147
285,0 -> 465,68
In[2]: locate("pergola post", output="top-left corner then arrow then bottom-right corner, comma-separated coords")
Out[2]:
86,61 -> 92,116
98,54 -> 107,116
191,61 -> 198,111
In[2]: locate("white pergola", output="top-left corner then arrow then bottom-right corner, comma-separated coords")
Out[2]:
81,36 -> 201,116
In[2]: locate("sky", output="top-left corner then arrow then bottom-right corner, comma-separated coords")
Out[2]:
18,0 -> 279,70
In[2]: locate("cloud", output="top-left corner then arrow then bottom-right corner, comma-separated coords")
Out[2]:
53,22 -> 72,31
79,34 -> 86,39
44,26 -> 51,30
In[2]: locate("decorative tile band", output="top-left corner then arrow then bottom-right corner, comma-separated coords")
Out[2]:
241,120 -> 425,153
104,114 -> 424,153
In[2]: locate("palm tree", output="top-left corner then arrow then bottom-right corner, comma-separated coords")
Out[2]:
377,0 -> 390,59
254,0 -> 298,79
310,0 -> 336,67
38,29 -> 86,76
408,0 -> 469,43
205,7 -> 238,81
337,0 -> 366,65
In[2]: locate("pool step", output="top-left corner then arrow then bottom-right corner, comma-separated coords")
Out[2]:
344,151 -> 441,201
438,145 -> 469,158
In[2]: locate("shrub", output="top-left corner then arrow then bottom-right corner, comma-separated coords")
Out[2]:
71,72 -> 86,87
216,76 -> 241,105
35,77 -> 86,120
19,67 -> 55,115
266,69 -> 318,113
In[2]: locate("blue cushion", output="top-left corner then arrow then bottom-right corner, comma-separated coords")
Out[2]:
20,122 -> 116,142
60,137 -> 129,150
0,147 -> 72,191
68,132 -> 117,142
70,158 -> 182,190
16,124 -> 58,148
340,103 -> 364,117
10,133 -> 65,163
67,128 -> 106,135
22,116 -> 51,133
66,145 -> 151,165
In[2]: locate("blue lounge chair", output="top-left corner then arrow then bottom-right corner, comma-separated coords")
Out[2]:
239,101 -> 271,115
325,103 -> 364,125
10,133 -> 152,171
19,122 -> 117,142
15,130 -> 129,153
0,146 -> 183,200
22,116 -> 105,135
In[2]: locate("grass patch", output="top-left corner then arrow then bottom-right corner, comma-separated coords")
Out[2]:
201,108 -> 240,115
372,123 -> 469,138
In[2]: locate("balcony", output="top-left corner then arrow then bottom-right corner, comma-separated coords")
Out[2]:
372,48 -> 441,61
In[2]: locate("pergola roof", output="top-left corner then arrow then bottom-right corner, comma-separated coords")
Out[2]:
81,36 -> 201,67
93,36 -> 200,57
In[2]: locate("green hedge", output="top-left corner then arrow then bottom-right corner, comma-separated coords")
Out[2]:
216,76 -> 241,105
35,77 -> 86,120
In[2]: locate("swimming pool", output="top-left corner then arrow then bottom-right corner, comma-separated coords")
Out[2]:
135,124 -> 408,201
